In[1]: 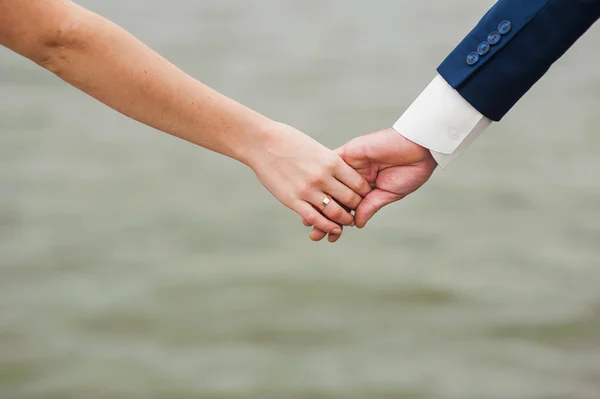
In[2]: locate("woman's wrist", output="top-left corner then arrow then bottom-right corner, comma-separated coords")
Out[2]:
235,117 -> 282,170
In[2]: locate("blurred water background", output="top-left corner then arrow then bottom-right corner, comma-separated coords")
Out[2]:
1,1 -> 600,398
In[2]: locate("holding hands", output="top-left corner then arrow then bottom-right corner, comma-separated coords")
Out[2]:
244,122 -> 372,236
0,0 -> 437,241
302,129 -> 437,242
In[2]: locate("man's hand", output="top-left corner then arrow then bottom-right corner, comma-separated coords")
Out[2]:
248,122 -> 372,235
303,128 -> 437,242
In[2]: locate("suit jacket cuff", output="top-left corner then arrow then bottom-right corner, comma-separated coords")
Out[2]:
437,0 -> 600,121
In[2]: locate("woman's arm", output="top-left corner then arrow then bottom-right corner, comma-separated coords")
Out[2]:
0,0 -> 372,236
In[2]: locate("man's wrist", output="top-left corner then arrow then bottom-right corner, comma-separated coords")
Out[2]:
393,75 -> 492,169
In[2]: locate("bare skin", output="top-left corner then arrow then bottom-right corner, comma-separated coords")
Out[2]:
0,0 -> 372,235
304,129 -> 437,242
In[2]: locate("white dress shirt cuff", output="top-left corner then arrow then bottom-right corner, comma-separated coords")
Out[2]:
392,75 -> 492,169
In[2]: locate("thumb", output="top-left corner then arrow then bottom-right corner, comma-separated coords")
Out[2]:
335,141 -> 370,172
354,189 -> 403,228
334,138 -> 362,163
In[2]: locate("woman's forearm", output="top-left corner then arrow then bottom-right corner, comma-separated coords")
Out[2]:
0,0 -> 373,237
6,0 -> 271,165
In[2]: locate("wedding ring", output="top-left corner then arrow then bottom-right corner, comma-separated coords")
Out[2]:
320,196 -> 331,209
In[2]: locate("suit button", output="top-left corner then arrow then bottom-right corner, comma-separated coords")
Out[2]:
498,20 -> 512,35
487,31 -> 502,45
466,52 -> 479,65
477,41 -> 490,55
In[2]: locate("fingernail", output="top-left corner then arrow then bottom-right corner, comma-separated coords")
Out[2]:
332,228 -> 342,235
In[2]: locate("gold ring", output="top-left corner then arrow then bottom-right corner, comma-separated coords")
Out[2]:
321,196 -> 331,209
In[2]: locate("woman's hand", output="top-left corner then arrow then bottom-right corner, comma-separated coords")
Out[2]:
303,128 -> 437,242
0,1 -> 369,238
244,122 -> 372,235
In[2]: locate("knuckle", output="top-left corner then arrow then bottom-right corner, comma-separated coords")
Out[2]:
296,182 -> 312,198
304,212 -> 318,225
325,155 -> 339,171
344,192 -> 361,209
327,206 -> 344,220
315,218 -> 332,231
308,172 -> 325,186
357,180 -> 372,196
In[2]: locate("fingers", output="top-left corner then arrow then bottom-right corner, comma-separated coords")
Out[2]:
326,227 -> 342,243
334,160 -> 372,198
323,178 -> 364,211
303,215 -> 341,243
308,226 -> 340,243
295,202 -> 342,235
309,226 -> 328,241
302,187 -> 356,243
296,152 -> 371,243
303,218 -> 339,242
354,189 -> 403,228
309,193 -> 354,226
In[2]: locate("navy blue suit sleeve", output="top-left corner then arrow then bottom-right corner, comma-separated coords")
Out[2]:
437,0 -> 600,121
